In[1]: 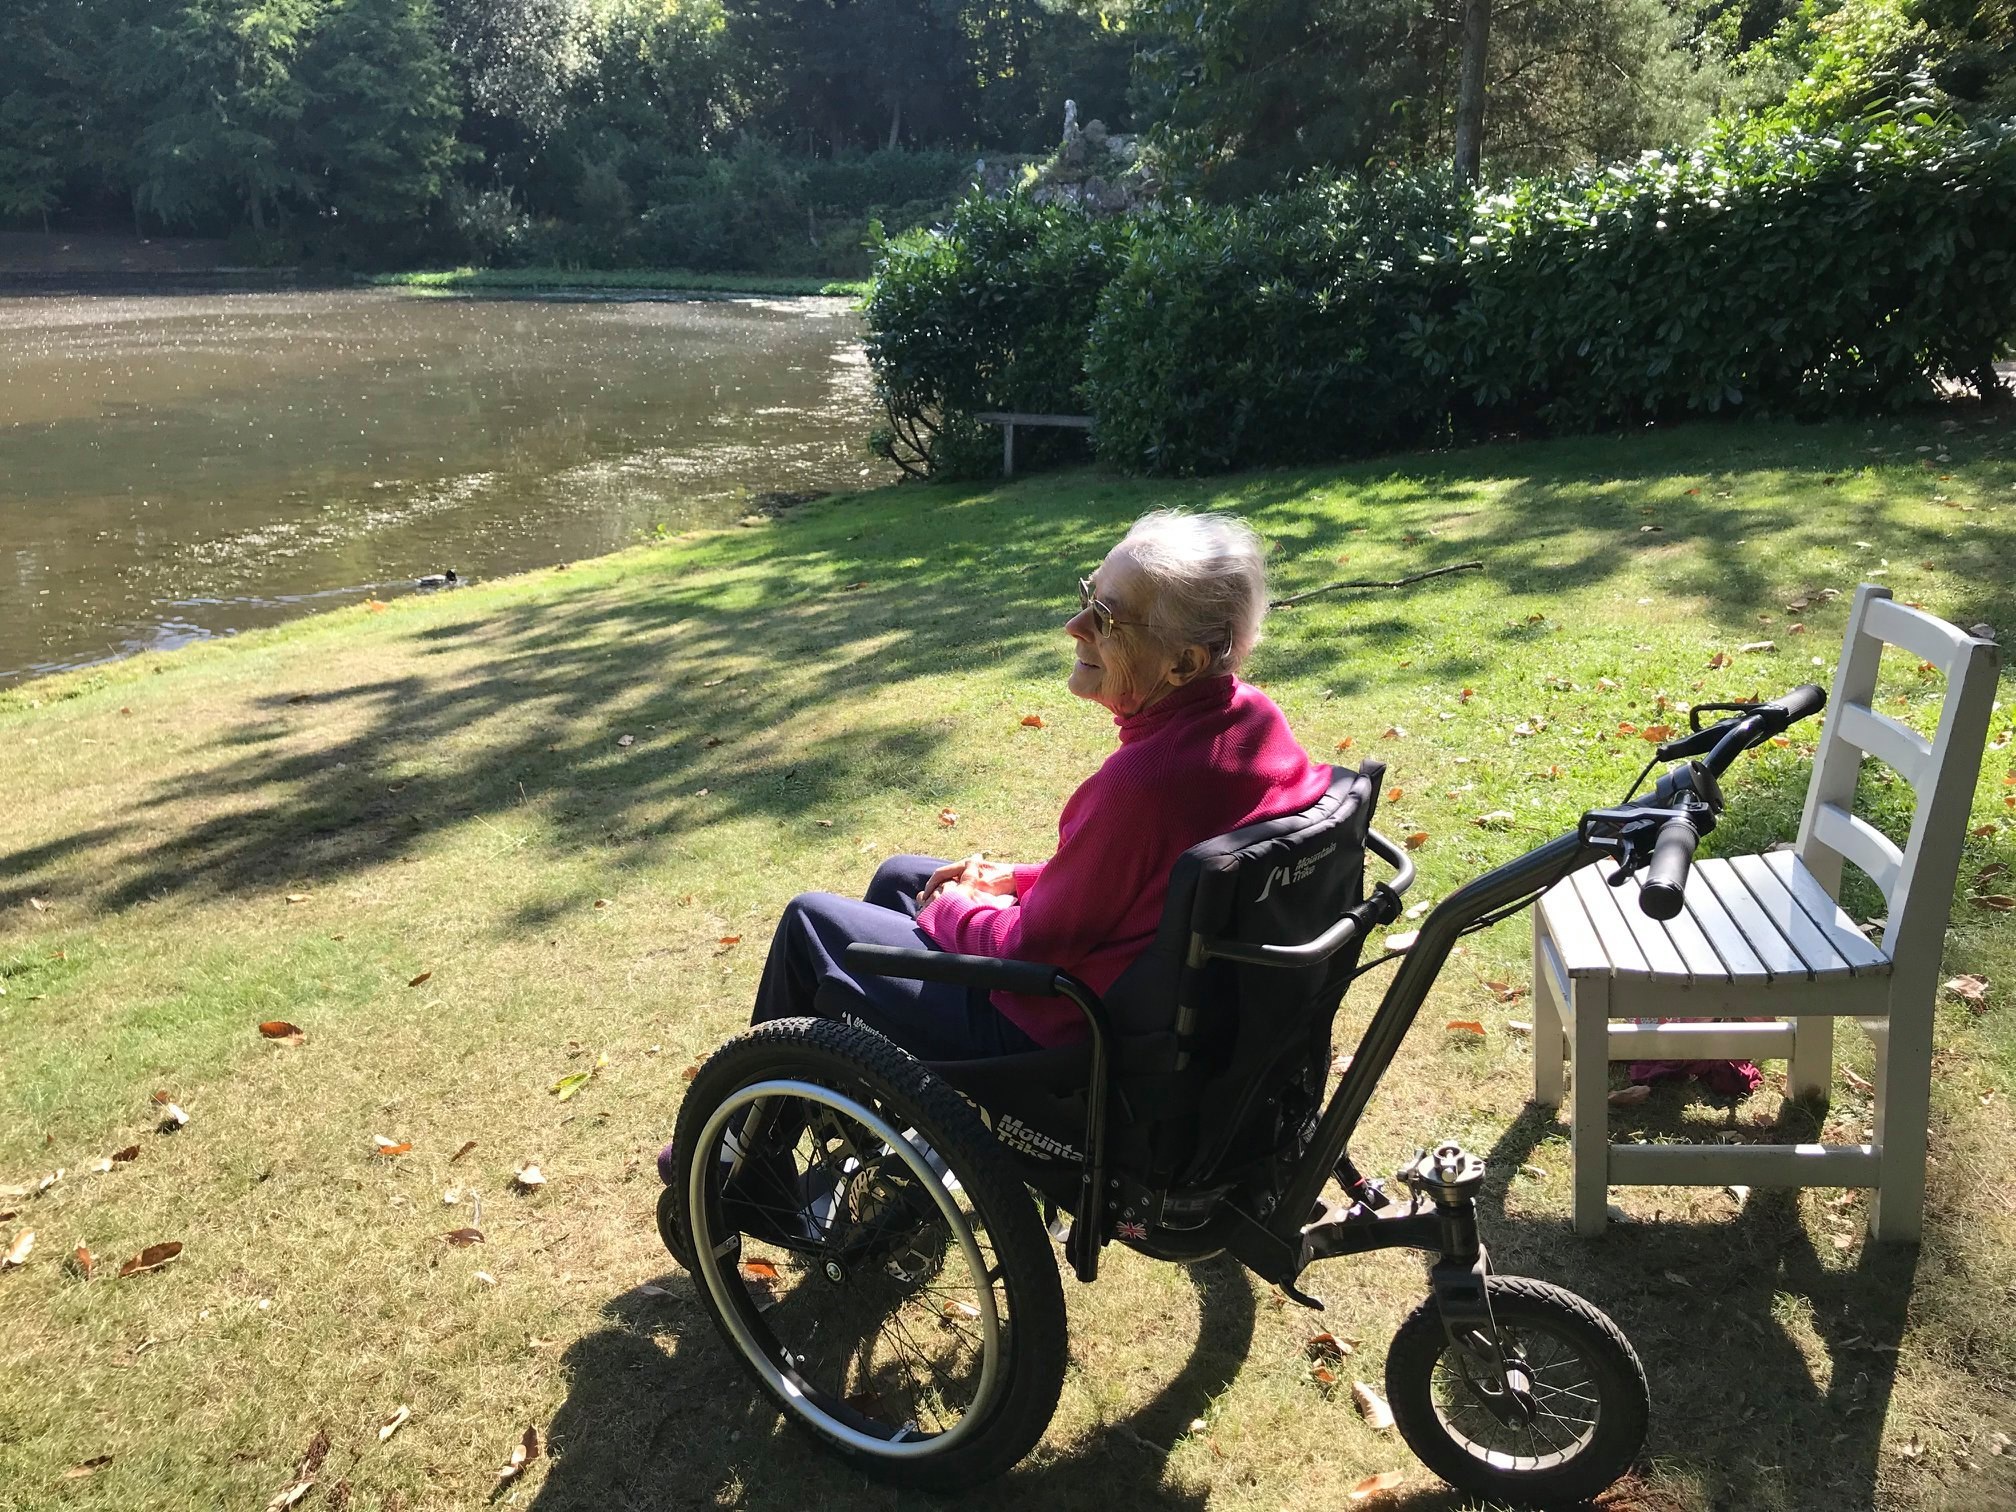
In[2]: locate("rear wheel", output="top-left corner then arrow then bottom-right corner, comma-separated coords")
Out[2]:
1385,1275 -> 1648,1506
668,1018 -> 1068,1490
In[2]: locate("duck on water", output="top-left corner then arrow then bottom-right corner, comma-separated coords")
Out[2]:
416,569 -> 460,589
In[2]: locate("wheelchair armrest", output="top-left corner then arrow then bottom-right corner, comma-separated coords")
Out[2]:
845,944 -> 1065,998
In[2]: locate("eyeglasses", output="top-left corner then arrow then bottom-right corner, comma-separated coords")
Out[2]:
1078,576 -> 1148,638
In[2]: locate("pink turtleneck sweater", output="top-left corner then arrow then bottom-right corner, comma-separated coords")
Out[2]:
915,675 -> 1331,1047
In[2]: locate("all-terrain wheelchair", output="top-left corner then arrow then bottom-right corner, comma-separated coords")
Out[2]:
657,683 -> 1828,1503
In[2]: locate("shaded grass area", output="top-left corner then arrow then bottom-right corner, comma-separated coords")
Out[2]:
370,266 -> 869,298
1,414 -> 2014,1511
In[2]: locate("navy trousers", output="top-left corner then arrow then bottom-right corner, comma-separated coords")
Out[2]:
750,855 -> 1042,1061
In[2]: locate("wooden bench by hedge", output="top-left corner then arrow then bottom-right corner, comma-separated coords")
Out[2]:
973,412 -> 1093,478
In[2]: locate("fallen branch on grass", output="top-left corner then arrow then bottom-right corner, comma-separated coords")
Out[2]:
1270,561 -> 1484,608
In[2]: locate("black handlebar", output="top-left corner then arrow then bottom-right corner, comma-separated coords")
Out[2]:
1625,683 -> 1827,920
1639,816 -> 1700,920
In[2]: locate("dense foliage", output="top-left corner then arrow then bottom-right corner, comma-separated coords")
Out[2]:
868,118 -> 2016,476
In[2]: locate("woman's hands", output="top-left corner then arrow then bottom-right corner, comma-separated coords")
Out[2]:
919,854 -> 1019,908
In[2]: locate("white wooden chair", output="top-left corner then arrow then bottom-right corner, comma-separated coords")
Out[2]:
1531,586 -> 2001,1240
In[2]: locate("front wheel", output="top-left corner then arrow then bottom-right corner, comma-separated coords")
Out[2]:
1385,1275 -> 1648,1507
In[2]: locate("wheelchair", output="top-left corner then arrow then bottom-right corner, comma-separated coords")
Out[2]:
656,684 -> 1827,1503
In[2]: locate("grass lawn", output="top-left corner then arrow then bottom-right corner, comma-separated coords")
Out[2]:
370,267 -> 870,299
2,414 -> 2014,1512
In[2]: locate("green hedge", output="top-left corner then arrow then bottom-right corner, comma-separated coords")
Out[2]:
865,118 -> 2016,478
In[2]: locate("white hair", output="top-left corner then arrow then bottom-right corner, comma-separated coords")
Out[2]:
1116,510 -> 1269,676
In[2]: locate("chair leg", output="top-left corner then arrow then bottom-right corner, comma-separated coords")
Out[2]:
1533,924 -> 1565,1110
1788,1014 -> 1834,1104
1570,975 -> 1611,1237
1867,995 -> 1929,1243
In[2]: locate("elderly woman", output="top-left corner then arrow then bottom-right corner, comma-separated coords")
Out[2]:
735,508 -> 1330,1061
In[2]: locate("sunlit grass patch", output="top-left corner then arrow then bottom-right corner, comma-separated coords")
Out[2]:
0,413 -> 2012,1510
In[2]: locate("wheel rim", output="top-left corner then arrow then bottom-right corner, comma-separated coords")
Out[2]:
1427,1321 -> 1603,1471
688,1078 -> 1009,1460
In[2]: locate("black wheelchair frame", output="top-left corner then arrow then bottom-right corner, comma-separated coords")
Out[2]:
845,685 -> 1829,1345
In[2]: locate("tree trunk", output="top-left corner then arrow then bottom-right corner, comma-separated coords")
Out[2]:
1452,0 -> 1492,185
886,94 -> 902,151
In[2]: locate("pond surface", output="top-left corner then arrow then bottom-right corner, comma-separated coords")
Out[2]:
0,288 -> 889,685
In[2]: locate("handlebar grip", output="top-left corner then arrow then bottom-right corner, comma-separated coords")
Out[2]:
1765,683 -> 1826,730
1639,819 -> 1699,921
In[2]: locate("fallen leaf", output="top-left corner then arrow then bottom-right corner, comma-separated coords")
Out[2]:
90,1158 -> 113,1174
1330,1052 -> 1354,1075
450,1140 -> 477,1164
1608,1085 -> 1652,1107
284,893 -> 309,905
62,1456 -> 113,1480
379,1405 -> 411,1443
474,1270 -> 497,1286
616,734 -> 635,748
1311,1364 -> 1339,1386
1445,1019 -> 1486,1037
1617,720 -> 1638,735
942,1299 -> 982,1320
159,1103 -> 189,1130
37,1170 -> 63,1194
117,1241 -> 182,1277
3,1231 -> 35,1268
1472,810 -> 1515,829
1841,1067 -> 1875,1094
363,599 -> 389,614
1639,523 -> 1663,533
72,1244 -> 93,1278
258,1021 -> 303,1039
1386,787 -> 1403,803
1640,723 -> 1674,742
442,1187 -> 462,1205
1975,895 -> 2016,912
496,1426 -> 541,1484
266,1481 -> 316,1510
372,1137 -> 412,1157
512,1164 -> 546,1189
1403,831 -> 1429,850
1383,930 -> 1419,953
443,1228 -> 485,1246
29,897 -> 49,912
741,1258 -> 780,1280
1351,1381 -> 1395,1431
937,808 -> 958,826
1976,825 -> 2000,838
638,1283 -> 673,1298
1020,714 -> 1044,728
1306,1331 -> 1351,1362
1944,975 -> 1989,1007
1334,736 -> 1354,752
1739,641 -> 1777,654
550,1071 -> 592,1102
1707,651 -> 1731,669
407,971 -> 432,988
681,1063 -> 701,1082
1460,688 -> 1474,703
716,935 -> 741,947
1348,1470 -> 1406,1501
1381,725 -> 1406,739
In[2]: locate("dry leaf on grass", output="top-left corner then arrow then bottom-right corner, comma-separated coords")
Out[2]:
550,1071 -> 592,1101
159,1102 -> 190,1130
1334,736 -> 1354,752
259,1021 -> 305,1042
1386,787 -> 1404,802
379,1405 -> 411,1443
28,897 -> 49,912
407,970 -> 433,988
372,1136 -> 412,1157
1310,1364 -> 1340,1387
3,1231 -> 35,1268
443,1228 -> 485,1247
1842,1067 -> 1875,1095
1445,1020 -> 1486,1037
937,808 -> 958,827
1403,831 -> 1428,850
117,1241 -> 182,1277
284,893 -> 310,904
265,1480 -> 316,1511
474,1271 -> 497,1286
1306,1331 -> 1351,1362
1472,810 -> 1516,829
62,1456 -> 112,1480
112,1145 -> 140,1164
497,1426 -> 541,1483
1347,1470 -> 1406,1500
72,1244 -> 93,1278
1351,1381 -> 1395,1431
1608,1085 -> 1652,1107
450,1140 -> 477,1164
1383,930 -> 1419,953
1944,974 -> 1990,1007
1020,714 -> 1044,728
512,1164 -> 546,1190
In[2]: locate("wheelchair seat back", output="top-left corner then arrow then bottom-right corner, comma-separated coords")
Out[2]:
929,763 -> 1385,1205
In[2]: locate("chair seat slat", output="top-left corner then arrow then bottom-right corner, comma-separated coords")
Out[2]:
1566,867 -> 1651,977
1727,854 -> 1857,980
1698,860 -> 1813,980
1537,871 -> 1613,977
1593,859 -> 1691,981
1669,862 -> 1771,981
1761,851 -> 1892,976
1604,865 -> 1731,983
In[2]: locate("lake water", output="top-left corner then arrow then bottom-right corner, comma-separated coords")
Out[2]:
0,288 -> 889,684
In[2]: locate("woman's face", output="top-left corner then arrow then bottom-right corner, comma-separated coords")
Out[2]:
1066,547 -> 1176,713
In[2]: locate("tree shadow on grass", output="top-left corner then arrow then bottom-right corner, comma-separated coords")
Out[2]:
528,1252 -> 1259,1512
2,418 -> 2007,920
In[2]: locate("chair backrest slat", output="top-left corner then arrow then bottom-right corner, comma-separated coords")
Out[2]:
1796,585 -> 2001,986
